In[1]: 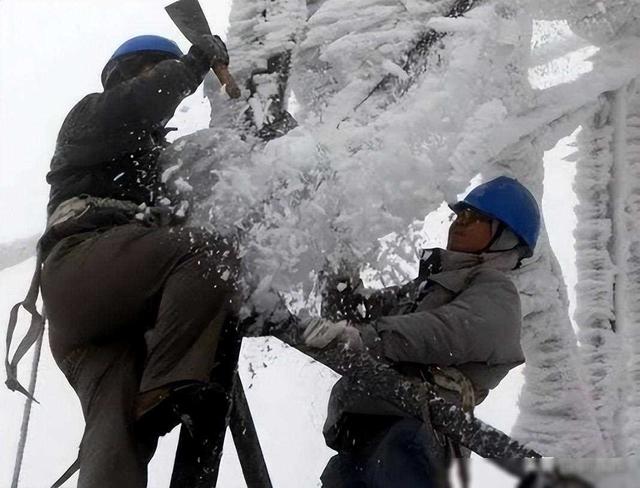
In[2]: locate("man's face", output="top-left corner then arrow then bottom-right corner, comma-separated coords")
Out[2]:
446,208 -> 495,253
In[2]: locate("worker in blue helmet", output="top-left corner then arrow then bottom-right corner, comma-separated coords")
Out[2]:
100,34 -> 186,88
304,176 -> 540,488
5,33 -> 240,488
448,176 -> 540,258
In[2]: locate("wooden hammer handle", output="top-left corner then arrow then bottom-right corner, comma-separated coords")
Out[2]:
212,64 -> 241,99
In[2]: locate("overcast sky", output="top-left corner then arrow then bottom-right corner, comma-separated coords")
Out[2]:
0,0 -> 231,243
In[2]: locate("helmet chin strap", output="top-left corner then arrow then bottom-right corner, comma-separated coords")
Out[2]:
481,221 -> 520,254
478,221 -> 502,253
479,222 -> 527,270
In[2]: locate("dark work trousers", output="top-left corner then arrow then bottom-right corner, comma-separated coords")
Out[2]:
40,223 -> 240,488
320,418 -> 448,488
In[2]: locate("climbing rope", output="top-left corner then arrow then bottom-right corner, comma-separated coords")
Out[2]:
11,324 -> 45,488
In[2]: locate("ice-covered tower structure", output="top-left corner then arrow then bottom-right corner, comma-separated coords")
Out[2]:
566,0 -> 640,463
162,0 -> 640,464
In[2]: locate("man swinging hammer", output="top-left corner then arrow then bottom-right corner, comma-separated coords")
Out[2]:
8,33 -> 240,488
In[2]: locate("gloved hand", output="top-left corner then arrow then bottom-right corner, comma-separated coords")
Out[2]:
135,203 -> 174,227
196,34 -> 229,67
302,318 -> 364,350
321,272 -> 368,323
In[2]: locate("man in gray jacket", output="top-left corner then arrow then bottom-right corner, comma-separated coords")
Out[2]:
304,176 -> 541,488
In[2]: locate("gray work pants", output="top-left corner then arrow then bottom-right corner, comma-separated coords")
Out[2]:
41,223 -> 240,488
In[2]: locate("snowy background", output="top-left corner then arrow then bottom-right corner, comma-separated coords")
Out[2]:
2,0 -> 638,487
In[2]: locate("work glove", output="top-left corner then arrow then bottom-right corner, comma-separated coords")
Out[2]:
135,203 -> 173,227
302,318 -> 364,351
321,271 -> 369,322
196,34 -> 229,67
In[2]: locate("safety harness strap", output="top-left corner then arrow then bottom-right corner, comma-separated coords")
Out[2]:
51,457 -> 80,488
5,253 -> 45,402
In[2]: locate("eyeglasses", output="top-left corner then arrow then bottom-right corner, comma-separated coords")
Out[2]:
453,208 -> 492,225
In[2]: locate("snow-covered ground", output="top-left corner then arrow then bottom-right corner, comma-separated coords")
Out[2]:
0,1 -> 631,487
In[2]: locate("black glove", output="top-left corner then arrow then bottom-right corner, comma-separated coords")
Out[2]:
196,34 -> 229,67
320,272 -> 368,323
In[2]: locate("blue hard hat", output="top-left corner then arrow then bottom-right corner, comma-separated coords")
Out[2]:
450,176 -> 541,256
108,35 -> 183,62
101,35 -> 183,87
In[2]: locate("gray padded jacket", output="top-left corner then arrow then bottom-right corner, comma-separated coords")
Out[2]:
323,248 -> 525,449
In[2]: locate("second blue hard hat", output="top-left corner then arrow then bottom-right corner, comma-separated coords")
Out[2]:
450,176 -> 541,257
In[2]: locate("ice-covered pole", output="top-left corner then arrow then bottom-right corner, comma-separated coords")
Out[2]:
260,319 -> 541,461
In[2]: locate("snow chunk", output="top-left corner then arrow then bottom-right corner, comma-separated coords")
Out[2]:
426,16 -> 487,35
380,59 -> 409,81
161,164 -> 182,183
174,177 -> 193,193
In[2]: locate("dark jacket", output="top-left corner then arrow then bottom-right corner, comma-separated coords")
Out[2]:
323,248 -> 525,450
46,46 -> 211,218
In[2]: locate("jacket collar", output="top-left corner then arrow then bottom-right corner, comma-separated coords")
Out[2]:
418,248 -> 519,293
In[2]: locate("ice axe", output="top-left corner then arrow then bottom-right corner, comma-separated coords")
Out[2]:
165,0 -> 241,99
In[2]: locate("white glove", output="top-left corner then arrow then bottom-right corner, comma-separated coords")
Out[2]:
302,318 -> 364,350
